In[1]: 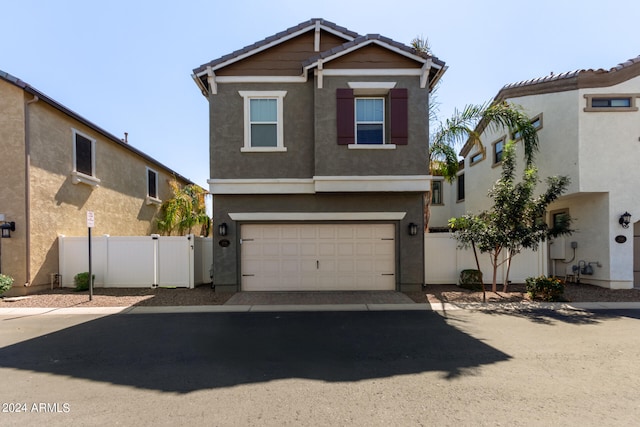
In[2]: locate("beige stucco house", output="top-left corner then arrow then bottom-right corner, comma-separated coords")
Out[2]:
432,56 -> 640,289
0,70 -> 194,296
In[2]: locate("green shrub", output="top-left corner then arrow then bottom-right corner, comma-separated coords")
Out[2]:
0,274 -> 14,295
73,272 -> 95,292
459,269 -> 484,291
525,275 -> 564,301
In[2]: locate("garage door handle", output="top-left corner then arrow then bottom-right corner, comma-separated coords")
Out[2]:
242,274 -> 255,277
381,273 -> 395,276
316,260 -> 319,269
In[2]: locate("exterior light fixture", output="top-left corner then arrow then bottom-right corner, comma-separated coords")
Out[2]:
0,221 -> 15,238
218,222 -> 228,236
408,222 -> 418,236
619,211 -> 632,229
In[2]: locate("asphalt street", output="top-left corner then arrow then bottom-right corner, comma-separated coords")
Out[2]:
0,308 -> 639,426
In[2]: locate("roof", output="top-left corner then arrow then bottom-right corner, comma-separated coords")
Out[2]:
192,18 -> 446,91
495,54 -> 640,100
0,69 -> 196,187
193,18 -> 358,75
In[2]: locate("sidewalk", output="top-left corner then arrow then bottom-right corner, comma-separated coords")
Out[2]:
1,300 -> 639,315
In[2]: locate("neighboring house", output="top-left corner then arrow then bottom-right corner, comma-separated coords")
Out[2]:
445,56 -> 640,289
192,18 -> 446,292
0,70 -> 194,296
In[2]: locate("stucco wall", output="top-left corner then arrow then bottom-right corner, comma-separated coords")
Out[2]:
0,80 -> 27,287
0,92 -> 192,296
211,192 -> 425,291
314,75 -> 429,177
209,82 -> 315,179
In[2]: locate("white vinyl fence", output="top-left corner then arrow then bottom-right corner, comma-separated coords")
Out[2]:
58,234 -> 213,288
425,233 -> 548,284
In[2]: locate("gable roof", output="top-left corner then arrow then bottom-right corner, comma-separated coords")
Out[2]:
0,69 -> 195,186
192,18 -> 446,92
193,18 -> 358,76
496,54 -> 640,100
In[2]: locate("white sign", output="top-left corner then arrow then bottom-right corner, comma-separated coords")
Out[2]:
86,211 -> 95,228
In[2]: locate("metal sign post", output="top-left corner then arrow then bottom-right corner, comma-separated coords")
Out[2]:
87,211 -> 95,301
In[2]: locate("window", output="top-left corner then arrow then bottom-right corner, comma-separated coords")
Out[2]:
146,167 -> 161,205
239,91 -> 287,152
71,129 -> 100,186
431,180 -> 443,205
336,88 -> 408,148
584,94 -> 639,112
457,173 -> 465,202
470,150 -> 485,165
512,114 -> 543,141
356,98 -> 384,144
493,138 -> 505,165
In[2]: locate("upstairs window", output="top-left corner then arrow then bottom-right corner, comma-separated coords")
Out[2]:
457,173 -> 465,202
493,138 -> 505,165
71,128 -> 100,187
336,87 -> 408,148
75,132 -> 94,176
147,168 -> 158,199
355,98 -> 384,144
431,180 -> 443,205
470,150 -> 485,165
146,167 -> 161,205
584,94 -> 638,112
239,91 -> 287,152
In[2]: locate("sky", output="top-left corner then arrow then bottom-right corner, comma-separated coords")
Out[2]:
2,0 -> 639,188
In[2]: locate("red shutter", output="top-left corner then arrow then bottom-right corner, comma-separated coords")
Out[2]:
390,88 -> 408,145
336,88 -> 354,145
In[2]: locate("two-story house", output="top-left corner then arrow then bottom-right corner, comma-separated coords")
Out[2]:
192,19 -> 445,292
447,56 -> 640,289
0,70 -> 195,296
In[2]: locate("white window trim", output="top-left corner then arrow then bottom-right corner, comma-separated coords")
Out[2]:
146,167 -> 161,205
355,96 -> 386,145
239,90 -> 287,152
71,128 -> 100,187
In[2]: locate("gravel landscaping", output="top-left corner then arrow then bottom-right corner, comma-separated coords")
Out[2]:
1,282 -> 639,308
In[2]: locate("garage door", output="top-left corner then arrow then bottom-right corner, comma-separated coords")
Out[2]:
240,223 -> 395,291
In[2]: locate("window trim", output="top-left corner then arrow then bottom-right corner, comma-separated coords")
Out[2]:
431,179 -> 444,205
71,128 -> 100,187
354,96 -> 386,145
239,91 -> 287,152
146,167 -> 161,205
469,149 -> 485,166
456,173 -> 465,202
492,137 -> 505,167
511,114 -> 543,141
584,94 -> 639,112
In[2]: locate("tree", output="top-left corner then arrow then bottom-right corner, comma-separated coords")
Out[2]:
449,141 -> 572,293
426,101 -> 540,231
157,178 -> 211,236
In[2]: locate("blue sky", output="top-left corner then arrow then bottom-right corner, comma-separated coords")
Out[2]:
2,0 -> 638,187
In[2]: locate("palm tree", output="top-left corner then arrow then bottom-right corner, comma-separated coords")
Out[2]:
425,101 -> 540,231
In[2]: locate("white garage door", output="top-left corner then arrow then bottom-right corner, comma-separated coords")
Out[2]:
240,223 -> 395,291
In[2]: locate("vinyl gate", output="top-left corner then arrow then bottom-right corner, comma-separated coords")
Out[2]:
58,234 -> 212,288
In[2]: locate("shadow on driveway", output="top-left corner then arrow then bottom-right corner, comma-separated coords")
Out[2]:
0,311 -> 510,393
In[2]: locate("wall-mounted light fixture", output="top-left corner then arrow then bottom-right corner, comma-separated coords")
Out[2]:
218,222 -> 228,236
408,222 -> 418,236
0,221 -> 15,238
619,211 -> 632,229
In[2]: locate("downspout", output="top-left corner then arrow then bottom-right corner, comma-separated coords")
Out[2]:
24,93 -> 39,286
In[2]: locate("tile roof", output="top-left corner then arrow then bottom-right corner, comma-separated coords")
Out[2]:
496,54 -> 640,99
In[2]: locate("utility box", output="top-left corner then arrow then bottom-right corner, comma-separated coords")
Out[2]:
549,236 -> 566,260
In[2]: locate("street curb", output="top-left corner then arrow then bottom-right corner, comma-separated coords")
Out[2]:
1,301 -> 639,315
